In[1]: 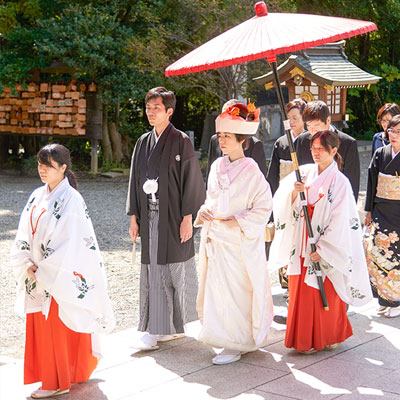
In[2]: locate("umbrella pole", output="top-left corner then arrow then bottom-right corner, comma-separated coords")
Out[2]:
270,60 -> 329,311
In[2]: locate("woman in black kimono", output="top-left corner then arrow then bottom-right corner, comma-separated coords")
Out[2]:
365,115 -> 400,318
371,103 -> 400,157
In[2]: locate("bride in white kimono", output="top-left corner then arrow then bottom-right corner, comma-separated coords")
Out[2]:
195,102 -> 273,365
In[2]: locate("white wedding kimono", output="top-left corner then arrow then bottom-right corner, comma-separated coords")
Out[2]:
195,156 -> 273,352
269,162 -> 372,306
11,178 -> 115,338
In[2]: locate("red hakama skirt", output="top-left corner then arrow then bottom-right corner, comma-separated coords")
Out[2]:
285,257 -> 353,351
24,299 -> 98,391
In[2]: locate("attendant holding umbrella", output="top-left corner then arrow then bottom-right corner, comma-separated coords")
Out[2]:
270,130 -> 372,354
267,98 -> 307,291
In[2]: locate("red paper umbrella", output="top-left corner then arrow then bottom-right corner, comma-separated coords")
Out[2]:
165,2 -> 378,311
165,2 -> 377,76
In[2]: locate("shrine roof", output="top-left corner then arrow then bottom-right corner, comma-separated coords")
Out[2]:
254,41 -> 381,88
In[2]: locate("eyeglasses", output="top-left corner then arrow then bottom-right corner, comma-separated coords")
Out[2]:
387,128 -> 400,136
310,146 -> 326,152
306,122 -> 325,132
379,119 -> 391,124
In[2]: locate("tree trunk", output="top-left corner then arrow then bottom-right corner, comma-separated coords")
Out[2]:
23,136 -> 38,157
0,135 -> 9,166
101,107 -> 113,162
121,134 -> 132,159
108,122 -> 124,163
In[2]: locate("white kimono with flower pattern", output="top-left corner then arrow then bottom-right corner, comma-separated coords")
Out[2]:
195,156 -> 274,351
269,162 -> 372,306
11,178 -> 115,336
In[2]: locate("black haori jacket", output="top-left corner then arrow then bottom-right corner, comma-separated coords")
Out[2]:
126,123 -> 206,265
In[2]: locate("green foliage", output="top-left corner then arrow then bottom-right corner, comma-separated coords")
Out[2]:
291,0 -> 400,137
0,0 -> 399,159
37,4 -> 143,106
98,159 -> 126,173
21,155 -> 38,175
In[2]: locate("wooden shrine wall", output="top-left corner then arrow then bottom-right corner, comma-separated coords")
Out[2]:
0,82 -> 102,140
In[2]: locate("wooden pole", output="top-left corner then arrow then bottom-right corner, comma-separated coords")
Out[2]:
90,139 -> 98,174
270,60 -> 329,311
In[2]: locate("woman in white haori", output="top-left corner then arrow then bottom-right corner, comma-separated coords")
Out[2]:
195,102 -> 273,365
11,144 -> 115,399
270,130 -> 372,354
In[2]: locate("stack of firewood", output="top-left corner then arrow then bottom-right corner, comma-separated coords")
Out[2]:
0,82 -> 96,136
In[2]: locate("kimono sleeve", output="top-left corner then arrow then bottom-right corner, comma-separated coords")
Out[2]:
268,170 -> 299,270
315,177 -> 372,305
126,138 -> 142,218
35,196 -> 115,333
11,191 -> 38,287
266,139 -> 281,195
234,171 -> 272,240
180,136 -> 206,219
365,149 -> 379,212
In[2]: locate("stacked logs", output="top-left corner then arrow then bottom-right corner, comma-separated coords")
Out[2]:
0,82 -> 96,136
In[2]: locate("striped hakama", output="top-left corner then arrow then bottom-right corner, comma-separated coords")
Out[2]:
138,200 -> 199,335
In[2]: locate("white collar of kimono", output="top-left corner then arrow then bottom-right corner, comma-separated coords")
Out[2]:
153,125 -> 168,144
44,177 -> 70,200
217,155 -> 246,188
305,161 -> 338,204
223,154 -> 245,167
392,146 -> 400,159
292,129 -> 306,142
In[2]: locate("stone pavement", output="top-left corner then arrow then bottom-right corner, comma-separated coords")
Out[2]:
1,286 -> 400,400
3,142 -> 399,400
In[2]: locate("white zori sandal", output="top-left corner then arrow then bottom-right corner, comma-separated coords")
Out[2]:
212,349 -> 241,365
131,333 -> 159,351
31,388 -> 70,398
384,307 -> 400,318
377,306 -> 389,315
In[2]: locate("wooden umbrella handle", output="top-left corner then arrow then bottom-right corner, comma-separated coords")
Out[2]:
132,241 -> 136,265
271,60 -> 329,311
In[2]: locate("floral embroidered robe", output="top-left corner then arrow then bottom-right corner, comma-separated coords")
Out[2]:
195,156 -> 274,352
11,178 -> 115,338
270,162 -> 372,306
365,145 -> 400,304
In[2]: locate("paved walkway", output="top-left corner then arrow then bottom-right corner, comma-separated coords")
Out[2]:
3,142 -> 399,400
1,287 -> 399,400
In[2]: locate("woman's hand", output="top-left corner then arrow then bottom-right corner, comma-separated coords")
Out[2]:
310,251 -> 321,263
364,211 -> 372,227
293,181 -> 305,193
291,181 -> 305,204
199,208 -> 214,222
27,265 -> 38,281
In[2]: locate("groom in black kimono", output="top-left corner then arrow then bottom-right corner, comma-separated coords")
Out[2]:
126,87 -> 205,350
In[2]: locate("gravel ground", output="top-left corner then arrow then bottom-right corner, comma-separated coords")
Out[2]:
0,152 -> 369,360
